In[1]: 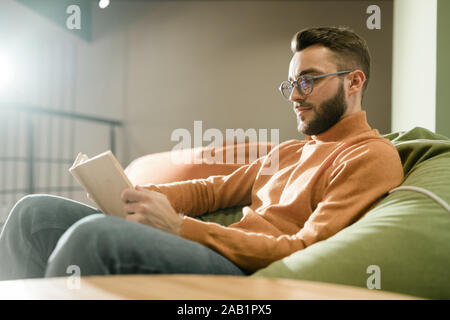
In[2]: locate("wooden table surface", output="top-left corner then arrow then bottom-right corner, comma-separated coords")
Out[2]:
0,274 -> 420,300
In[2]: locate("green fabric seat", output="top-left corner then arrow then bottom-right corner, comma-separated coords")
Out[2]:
200,127 -> 450,299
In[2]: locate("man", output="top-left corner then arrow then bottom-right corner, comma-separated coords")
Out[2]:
0,27 -> 403,279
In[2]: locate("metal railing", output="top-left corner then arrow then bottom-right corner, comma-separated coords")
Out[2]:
0,104 -> 123,227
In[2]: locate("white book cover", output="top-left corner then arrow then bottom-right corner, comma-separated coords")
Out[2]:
69,151 -> 133,218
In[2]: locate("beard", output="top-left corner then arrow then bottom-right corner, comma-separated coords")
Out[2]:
297,82 -> 347,136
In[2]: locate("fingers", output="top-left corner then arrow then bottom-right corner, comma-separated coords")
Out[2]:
125,212 -> 145,224
123,202 -> 146,215
121,187 -> 149,203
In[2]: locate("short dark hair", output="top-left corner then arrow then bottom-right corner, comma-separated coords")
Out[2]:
291,26 -> 371,100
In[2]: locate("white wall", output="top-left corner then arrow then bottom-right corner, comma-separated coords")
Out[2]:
0,0 -> 128,216
392,0 -> 437,132
0,0 -> 127,159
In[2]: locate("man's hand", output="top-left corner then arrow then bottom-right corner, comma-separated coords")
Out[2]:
121,186 -> 183,235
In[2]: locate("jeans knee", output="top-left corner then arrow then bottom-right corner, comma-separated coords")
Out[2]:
5,195 -> 49,230
5,194 -> 98,235
52,214 -> 108,251
46,214 -> 116,276
50,214 -> 122,260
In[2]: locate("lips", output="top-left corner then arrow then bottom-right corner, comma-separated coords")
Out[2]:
295,107 -> 312,117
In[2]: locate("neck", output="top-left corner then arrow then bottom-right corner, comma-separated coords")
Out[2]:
343,99 -> 362,118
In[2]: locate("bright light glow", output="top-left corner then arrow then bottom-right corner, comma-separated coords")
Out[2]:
99,0 -> 110,9
0,52 -> 14,89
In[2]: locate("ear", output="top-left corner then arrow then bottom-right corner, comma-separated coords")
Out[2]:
347,70 -> 366,97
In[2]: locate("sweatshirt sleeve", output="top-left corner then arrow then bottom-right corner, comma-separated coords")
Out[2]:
179,140 -> 404,272
142,156 -> 264,217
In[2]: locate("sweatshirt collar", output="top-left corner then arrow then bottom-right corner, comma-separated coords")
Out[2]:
306,111 -> 372,143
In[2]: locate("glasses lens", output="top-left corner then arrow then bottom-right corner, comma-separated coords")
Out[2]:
299,76 -> 313,95
280,81 -> 292,100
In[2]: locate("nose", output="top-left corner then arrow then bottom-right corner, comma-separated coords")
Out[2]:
289,84 -> 306,103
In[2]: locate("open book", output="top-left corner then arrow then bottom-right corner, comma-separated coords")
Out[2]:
69,151 -> 134,218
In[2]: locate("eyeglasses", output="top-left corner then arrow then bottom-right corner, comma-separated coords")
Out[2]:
279,70 -> 353,100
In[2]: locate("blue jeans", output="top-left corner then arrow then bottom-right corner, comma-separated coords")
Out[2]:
0,194 -> 246,280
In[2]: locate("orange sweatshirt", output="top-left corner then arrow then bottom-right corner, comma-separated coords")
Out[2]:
144,111 -> 404,272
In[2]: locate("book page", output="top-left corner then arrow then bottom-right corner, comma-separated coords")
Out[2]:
69,151 -> 133,218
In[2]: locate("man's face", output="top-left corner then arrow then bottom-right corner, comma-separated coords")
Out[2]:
288,45 -> 348,136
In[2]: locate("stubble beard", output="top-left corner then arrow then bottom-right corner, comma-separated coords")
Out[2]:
297,82 -> 348,136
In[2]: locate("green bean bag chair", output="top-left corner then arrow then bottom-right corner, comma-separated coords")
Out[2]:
200,127 -> 450,299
